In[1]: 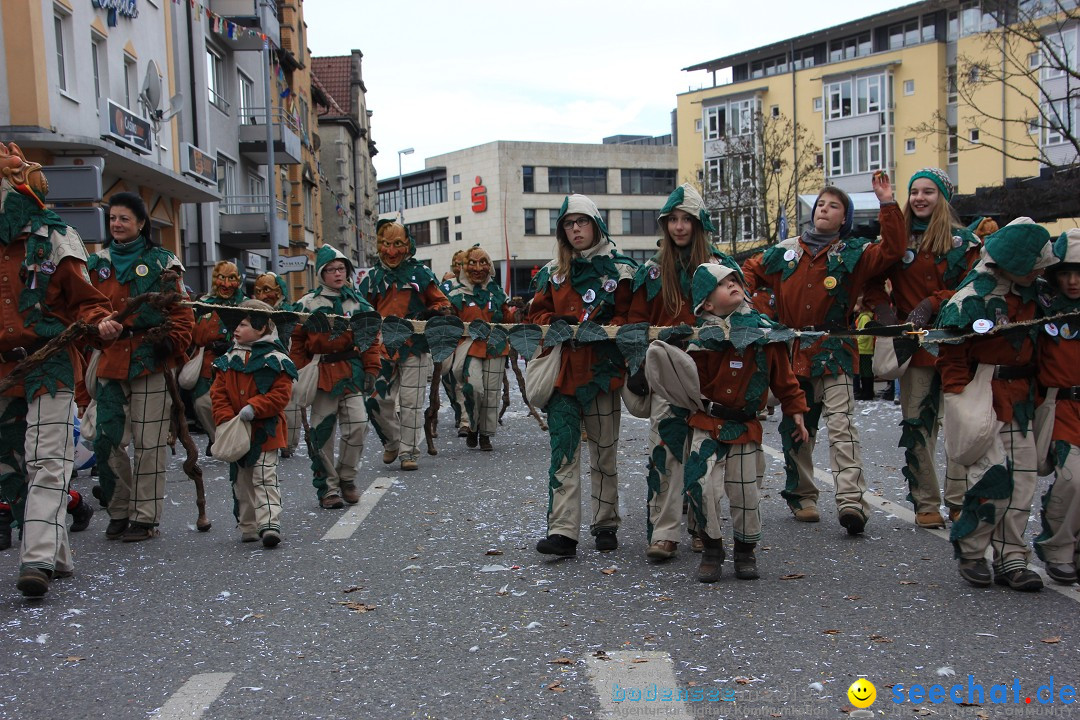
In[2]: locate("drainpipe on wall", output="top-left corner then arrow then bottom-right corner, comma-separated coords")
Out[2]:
185,0 -> 207,294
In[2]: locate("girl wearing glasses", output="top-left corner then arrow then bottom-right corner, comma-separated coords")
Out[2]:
527,195 -> 636,557
444,245 -> 515,451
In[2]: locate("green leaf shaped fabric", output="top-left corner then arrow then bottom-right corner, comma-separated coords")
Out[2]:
574,320 -> 608,344
545,319 -> 574,347
425,315 -> 465,363
508,324 -> 543,360
349,311 -> 383,353
380,316 -> 415,354
615,323 -> 649,374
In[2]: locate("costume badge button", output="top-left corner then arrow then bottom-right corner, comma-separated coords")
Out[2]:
903,250 -> 915,264
98,267 -> 112,281
602,279 -> 617,293
729,360 -> 743,369
582,289 -> 596,304
648,266 -> 660,280
135,264 -> 149,277
1062,323 -> 1076,339
972,318 -> 994,333
952,235 -> 963,247
783,249 -> 796,261
39,260 -> 56,275
1045,323 -> 1059,337
823,276 -> 838,290
552,273 -> 564,285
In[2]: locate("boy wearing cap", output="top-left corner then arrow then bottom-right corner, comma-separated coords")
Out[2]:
359,220 -> 451,472
743,176 -> 904,535
211,300 -> 297,547
682,264 -> 809,582
1035,229 -> 1080,586
254,272 -> 300,458
937,220 -> 1053,591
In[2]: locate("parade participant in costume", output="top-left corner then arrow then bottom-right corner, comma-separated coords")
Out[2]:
290,246 -> 383,508
360,220 -> 450,472
190,260 -> 246,451
628,183 -> 739,561
937,220 -> 1053,591
679,264 -> 808,582
743,174 -> 903,534
0,142 -> 121,596
211,299 -> 297,547
863,168 -> 982,528
1034,229 -> 1080,585
254,271 -> 300,457
445,245 -> 513,451
88,191 -> 194,543
440,250 -> 469,438
528,194 -> 636,556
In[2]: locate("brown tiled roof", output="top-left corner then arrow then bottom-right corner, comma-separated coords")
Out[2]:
311,56 -> 351,116
310,70 -> 345,115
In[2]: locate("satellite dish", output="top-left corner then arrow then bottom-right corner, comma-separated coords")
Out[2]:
159,92 -> 184,122
140,60 -> 163,115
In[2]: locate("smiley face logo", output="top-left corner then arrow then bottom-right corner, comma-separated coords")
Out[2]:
847,678 -> 876,708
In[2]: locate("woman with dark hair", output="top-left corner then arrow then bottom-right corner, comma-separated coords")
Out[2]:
526,194 -> 636,557
627,183 -> 740,561
87,191 -> 194,542
864,168 -> 982,529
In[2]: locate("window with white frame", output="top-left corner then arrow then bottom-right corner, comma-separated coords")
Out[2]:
207,47 -> 227,111
1042,26 -> 1077,81
217,154 -> 237,205
1043,99 -> 1077,145
905,138 -> 916,153
124,55 -> 137,110
946,65 -> 958,104
960,1 -> 981,36
721,210 -> 757,243
827,134 -> 885,177
813,96 -> 823,112
703,97 -> 758,140
54,10 -> 70,93
825,73 -> 884,120
947,125 -> 959,163
903,79 -> 915,95
238,71 -> 255,122
828,32 -> 871,63
304,182 -> 315,229
91,32 -> 106,103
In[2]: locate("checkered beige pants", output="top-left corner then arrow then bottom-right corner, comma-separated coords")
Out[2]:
102,374 -> 173,527
546,391 -> 621,541
686,431 -> 762,543
1037,443 -> 1080,564
233,451 -> 281,536
194,392 -> 215,443
309,390 -> 368,494
785,373 -> 869,518
464,356 -> 505,437
899,366 -> 965,512
371,353 -> 432,463
0,390 -> 76,574
646,394 -> 687,545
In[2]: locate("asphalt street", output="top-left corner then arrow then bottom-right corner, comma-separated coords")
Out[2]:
1,371 -> 1077,720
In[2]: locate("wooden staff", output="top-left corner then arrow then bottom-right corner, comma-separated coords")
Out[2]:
163,366 -> 210,531
507,347 -> 547,431
424,361 -> 441,455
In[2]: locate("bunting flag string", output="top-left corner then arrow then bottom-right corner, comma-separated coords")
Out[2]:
172,0 -> 270,46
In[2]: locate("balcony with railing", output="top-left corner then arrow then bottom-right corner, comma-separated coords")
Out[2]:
219,194 -> 289,249
209,0 -> 281,50
238,106 -> 302,164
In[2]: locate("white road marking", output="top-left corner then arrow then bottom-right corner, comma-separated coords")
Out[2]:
155,672 -> 234,719
321,476 -> 397,541
585,650 -> 693,720
761,443 -> 1080,603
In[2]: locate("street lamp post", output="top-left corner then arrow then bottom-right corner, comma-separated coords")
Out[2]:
397,147 -> 414,223
510,253 -> 517,297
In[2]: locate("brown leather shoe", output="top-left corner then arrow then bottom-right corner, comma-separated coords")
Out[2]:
382,448 -> 399,464
915,511 -> 946,529
320,494 -> 345,509
400,459 -> 419,471
479,435 -> 493,451
948,508 -> 962,522
646,540 -> 677,560
340,482 -> 360,505
793,506 -> 820,523
690,535 -> 704,553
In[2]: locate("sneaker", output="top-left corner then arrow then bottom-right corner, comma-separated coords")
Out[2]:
69,496 -> 95,532
382,448 -> 399,464
105,517 -> 129,540
697,537 -> 725,583
340,482 -> 360,505
400,459 -> 419,471
957,558 -> 992,588
994,567 -> 1043,592
466,431 -> 479,449
479,435 -> 493,451
0,508 -> 12,551
1045,563 -> 1078,585
536,534 -> 577,557
16,567 -> 50,598
122,522 -> 156,543
839,508 -> 866,536
646,540 -> 677,560
915,511 -> 946,529
320,494 -> 345,510
595,530 -> 618,552
261,529 -> 281,548
793,506 -> 820,523
241,530 -> 260,543
733,542 -> 759,580
690,535 -> 704,553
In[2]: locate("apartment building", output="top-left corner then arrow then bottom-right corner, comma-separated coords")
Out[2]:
376,138 -> 678,297
677,0 -> 1079,250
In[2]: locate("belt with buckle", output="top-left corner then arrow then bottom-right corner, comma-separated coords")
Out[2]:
321,348 -> 360,364
702,400 -> 755,423
994,364 -> 1036,380
0,347 -> 28,364
1057,386 -> 1080,401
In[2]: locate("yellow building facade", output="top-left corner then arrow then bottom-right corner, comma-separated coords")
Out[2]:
677,0 -> 1078,251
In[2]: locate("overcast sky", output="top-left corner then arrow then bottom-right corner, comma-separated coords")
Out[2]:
304,0 -> 914,179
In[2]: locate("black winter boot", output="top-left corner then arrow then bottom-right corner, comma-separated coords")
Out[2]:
697,536 -> 725,583
733,540 -> 759,580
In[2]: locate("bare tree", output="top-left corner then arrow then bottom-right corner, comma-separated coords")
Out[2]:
911,0 -> 1079,170
697,112 -> 822,256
